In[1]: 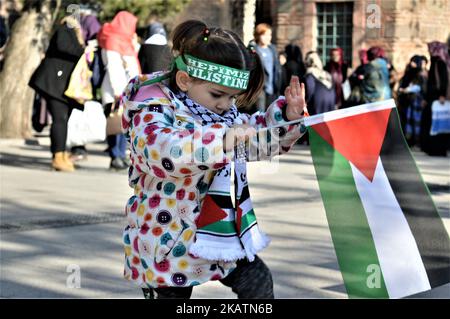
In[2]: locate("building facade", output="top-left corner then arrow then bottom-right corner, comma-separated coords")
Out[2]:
263,0 -> 450,70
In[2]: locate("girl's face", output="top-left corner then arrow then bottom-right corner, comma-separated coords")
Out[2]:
185,80 -> 242,115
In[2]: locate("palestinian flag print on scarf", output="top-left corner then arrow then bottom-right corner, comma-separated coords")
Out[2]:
305,99 -> 450,298
189,161 -> 270,262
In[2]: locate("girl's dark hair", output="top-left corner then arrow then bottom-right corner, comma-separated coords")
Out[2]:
168,20 -> 264,107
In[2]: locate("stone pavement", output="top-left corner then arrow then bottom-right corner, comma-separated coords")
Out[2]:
0,137 -> 449,299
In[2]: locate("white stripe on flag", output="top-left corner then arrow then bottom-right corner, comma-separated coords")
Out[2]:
304,99 -> 396,127
239,197 -> 253,217
223,208 -> 236,222
350,158 -> 431,298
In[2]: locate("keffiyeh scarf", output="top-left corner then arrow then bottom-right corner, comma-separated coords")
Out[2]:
174,91 -> 270,262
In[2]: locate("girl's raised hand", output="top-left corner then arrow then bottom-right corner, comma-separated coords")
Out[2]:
284,76 -> 307,121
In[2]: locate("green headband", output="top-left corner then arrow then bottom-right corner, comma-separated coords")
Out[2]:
175,54 -> 250,90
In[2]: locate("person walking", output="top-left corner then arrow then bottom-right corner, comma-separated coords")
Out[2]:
252,23 -> 282,111
360,46 -> 392,103
304,51 -> 335,115
69,12 -> 102,162
420,41 -> 450,156
397,55 -> 428,146
29,16 -> 85,172
325,47 -> 348,109
280,44 -> 305,93
346,49 -> 368,107
298,51 -> 335,145
98,11 -> 141,170
138,33 -> 171,74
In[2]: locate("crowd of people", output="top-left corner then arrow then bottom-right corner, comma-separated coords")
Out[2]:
2,2 -> 448,300
251,23 -> 450,154
26,8 -> 171,172
2,6 -> 448,173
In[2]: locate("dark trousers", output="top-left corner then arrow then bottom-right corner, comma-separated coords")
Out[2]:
142,255 -> 274,299
46,97 -> 73,154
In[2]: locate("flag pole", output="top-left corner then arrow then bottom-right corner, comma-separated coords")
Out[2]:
257,117 -> 305,133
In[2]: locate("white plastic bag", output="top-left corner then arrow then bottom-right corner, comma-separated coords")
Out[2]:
67,101 -> 106,146
342,79 -> 351,101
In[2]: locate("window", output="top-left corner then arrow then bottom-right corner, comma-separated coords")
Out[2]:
317,2 -> 353,65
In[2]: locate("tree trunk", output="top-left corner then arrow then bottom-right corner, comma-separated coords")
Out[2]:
230,0 -> 246,39
0,0 -> 59,138
242,0 -> 256,46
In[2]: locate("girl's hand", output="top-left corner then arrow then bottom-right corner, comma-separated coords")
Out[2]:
284,76 -> 307,121
223,124 -> 257,152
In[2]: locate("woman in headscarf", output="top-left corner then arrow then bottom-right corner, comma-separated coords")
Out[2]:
420,41 -> 450,156
29,16 -> 85,172
360,46 -> 392,103
69,13 -> 103,162
80,14 -> 102,43
296,51 -> 335,145
98,11 -> 141,170
325,47 -> 348,108
304,51 -> 336,115
280,44 -> 306,93
138,33 -> 171,74
346,49 -> 368,107
397,55 -> 428,146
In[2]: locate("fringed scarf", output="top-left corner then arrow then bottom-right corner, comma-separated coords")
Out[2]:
174,91 -> 270,262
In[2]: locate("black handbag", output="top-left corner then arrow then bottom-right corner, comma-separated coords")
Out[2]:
31,93 -> 50,132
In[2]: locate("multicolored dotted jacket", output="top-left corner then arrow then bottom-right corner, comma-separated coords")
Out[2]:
120,74 -> 304,288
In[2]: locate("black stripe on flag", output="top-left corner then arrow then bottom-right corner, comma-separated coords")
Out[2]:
380,108 -> 450,288
210,194 -> 234,209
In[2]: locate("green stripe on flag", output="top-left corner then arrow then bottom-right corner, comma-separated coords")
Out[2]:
240,209 -> 257,234
209,190 -> 231,196
201,220 -> 237,235
309,128 -> 389,298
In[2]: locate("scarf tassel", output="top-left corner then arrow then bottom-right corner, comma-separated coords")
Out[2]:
189,242 -> 247,262
240,227 -> 271,262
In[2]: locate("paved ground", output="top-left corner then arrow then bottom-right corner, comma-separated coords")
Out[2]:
0,136 -> 449,299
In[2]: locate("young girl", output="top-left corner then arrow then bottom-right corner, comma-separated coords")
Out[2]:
119,20 -> 307,299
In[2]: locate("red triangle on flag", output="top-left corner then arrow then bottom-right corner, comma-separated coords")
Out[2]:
311,108 -> 392,182
236,202 -> 242,235
196,195 -> 228,229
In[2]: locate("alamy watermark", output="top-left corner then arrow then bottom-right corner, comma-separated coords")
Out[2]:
366,4 -> 381,29
366,264 -> 382,289
66,264 -> 81,288
65,4 -> 80,28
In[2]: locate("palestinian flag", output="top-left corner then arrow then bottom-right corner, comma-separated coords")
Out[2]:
305,99 -> 450,298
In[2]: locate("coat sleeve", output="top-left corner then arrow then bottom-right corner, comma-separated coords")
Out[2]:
128,102 -> 231,179
305,74 -> 316,105
238,96 -> 305,160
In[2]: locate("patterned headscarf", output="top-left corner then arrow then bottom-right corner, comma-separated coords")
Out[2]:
428,41 -> 450,69
359,49 -> 368,65
367,46 -> 386,61
97,11 -> 138,57
305,51 -> 333,89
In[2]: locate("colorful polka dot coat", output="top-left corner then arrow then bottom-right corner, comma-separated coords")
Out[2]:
121,74 -> 303,288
